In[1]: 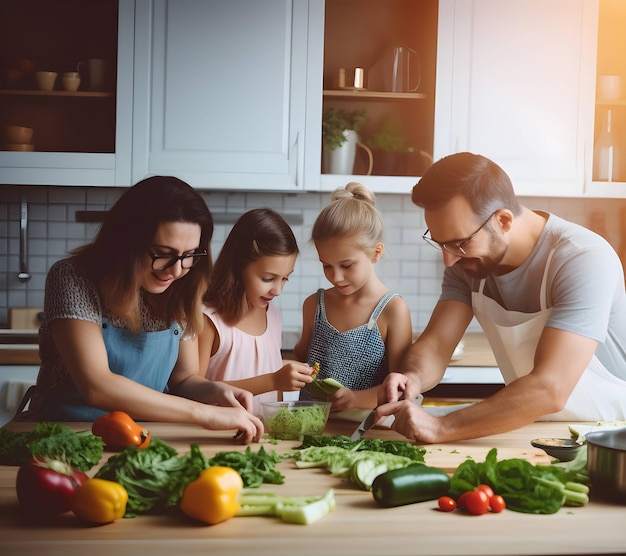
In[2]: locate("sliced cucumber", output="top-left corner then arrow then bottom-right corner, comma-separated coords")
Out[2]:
351,459 -> 389,490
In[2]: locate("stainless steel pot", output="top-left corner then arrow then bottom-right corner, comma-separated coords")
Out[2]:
586,428 -> 626,503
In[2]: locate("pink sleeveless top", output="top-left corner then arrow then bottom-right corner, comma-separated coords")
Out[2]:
202,303 -> 283,415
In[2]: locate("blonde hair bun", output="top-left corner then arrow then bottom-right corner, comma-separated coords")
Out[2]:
331,182 -> 376,206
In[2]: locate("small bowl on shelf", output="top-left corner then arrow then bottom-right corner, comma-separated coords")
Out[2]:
530,437 -> 583,462
4,125 -> 33,144
261,400 -> 331,440
4,143 -> 34,152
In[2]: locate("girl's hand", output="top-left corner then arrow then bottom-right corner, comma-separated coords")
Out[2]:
205,381 -> 255,412
272,362 -> 313,392
199,406 -> 264,444
327,387 -> 356,411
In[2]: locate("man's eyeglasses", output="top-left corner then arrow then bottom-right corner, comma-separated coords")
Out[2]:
422,211 -> 497,257
147,250 -> 208,271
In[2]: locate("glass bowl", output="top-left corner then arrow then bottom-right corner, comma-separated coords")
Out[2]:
261,400 -> 331,440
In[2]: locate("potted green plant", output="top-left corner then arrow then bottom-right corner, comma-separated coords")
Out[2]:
321,108 -> 368,174
365,120 -> 415,176
322,108 -> 367,151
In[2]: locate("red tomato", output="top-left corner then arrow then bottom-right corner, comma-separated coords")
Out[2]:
489,494 -> 506,513
475,484 -> 494,499
437,496 -> 457,512
456,490 -> 471,510
16,457 -> 89,516
464,490 -> 490,515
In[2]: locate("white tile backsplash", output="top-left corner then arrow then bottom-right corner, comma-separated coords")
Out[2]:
1,185 -> 625,342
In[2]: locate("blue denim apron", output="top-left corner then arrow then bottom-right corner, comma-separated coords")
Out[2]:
41,318 -> 181,421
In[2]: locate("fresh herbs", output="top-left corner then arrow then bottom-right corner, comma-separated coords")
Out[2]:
448,447 -> 590,514
0,422 -> 103,471
208,446 -> 284,488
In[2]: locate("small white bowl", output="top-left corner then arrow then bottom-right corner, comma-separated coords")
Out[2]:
36,71 -> 58,91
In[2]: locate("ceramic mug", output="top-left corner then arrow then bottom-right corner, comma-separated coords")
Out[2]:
78,58 -> 110,91
62,71 -> 80,91
36,71 -> 58,91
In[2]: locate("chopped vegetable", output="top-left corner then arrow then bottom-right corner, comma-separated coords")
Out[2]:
265,404 -> 328,440
297,435 -> 426,462
92,411 -> 150,451
371,464 -> 450,507
0,422 -> 103,471
72,478 -> 128,523
180,466 -> 243,525
237,489 -> 335,524
16,456 -> 89,516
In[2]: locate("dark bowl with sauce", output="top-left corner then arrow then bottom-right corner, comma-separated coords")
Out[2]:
530,437 -> 583,462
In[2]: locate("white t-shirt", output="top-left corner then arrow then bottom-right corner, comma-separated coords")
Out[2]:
440,212 -> 626,380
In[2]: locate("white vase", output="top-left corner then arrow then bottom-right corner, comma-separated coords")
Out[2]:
323,130 -> 373,175
323,129 -> 359,174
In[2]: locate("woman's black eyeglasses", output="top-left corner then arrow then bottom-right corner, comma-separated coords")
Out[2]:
422,212 -> 497,257
147,250 -> 208,271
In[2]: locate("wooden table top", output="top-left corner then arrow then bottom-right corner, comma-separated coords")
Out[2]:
1,419 -> 625,556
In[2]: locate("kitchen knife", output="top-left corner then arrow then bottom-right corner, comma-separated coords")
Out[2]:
349,394 -> 424,441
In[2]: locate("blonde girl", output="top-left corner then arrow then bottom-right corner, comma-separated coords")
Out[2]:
294,182 -> 413,410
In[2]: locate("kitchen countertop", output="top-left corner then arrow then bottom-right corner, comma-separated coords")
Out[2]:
1,419 -> 624,555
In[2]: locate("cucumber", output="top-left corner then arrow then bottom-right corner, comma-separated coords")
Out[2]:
371,464 -> 450,507
304,378 -> 343,400
351,459 -> 389,490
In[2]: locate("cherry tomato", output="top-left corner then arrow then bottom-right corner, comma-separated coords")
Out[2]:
475,484 -> 494,499
437,496 -> 457,512
456,490 -> 471,510
489,494 -> 506,513
464,489 -> 490,515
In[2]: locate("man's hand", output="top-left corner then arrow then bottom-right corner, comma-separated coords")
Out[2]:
377,372 -> 420,405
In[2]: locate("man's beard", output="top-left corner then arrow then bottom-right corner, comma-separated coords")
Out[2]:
456,233 -> 507,279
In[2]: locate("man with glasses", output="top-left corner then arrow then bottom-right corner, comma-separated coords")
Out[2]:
376,152 -> 626,444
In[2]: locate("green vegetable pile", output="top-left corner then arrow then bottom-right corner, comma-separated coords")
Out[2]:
94,438 -> 284,517
283,435 -> 427,490
449,447 -> 590,514
265,405 -> 329,440
0,422 -> 103,471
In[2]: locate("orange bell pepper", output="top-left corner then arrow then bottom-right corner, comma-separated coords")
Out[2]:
180,466 -> 243,525
92,411 -> 150,450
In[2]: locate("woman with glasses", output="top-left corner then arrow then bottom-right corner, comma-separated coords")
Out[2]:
375,152 -> 626,444
15,176 -> 263,444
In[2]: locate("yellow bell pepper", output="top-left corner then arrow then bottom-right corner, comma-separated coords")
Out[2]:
72,478 -> 128,523
180,466 -> 243,525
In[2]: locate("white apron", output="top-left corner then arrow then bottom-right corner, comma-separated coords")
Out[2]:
472,249 -> 626,421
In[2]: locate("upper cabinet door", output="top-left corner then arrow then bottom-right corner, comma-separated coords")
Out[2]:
132,0 -> 311,190
435,0 -> 592,197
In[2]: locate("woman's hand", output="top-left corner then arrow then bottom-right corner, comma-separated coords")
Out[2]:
272,362 -> 314,392
205,381 -> 255,412
199,406 -> 264,444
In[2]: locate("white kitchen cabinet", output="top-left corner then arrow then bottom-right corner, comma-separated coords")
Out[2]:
132,0 -> 321,191
0,0 -> 134,187
435,0 -> 595,197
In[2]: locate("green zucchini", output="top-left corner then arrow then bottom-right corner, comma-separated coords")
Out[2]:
371,464 -> 450,507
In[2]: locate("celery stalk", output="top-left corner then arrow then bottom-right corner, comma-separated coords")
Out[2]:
236,489 -> 335,524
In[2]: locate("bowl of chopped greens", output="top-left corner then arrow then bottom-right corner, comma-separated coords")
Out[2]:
261,401 -> 331,440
